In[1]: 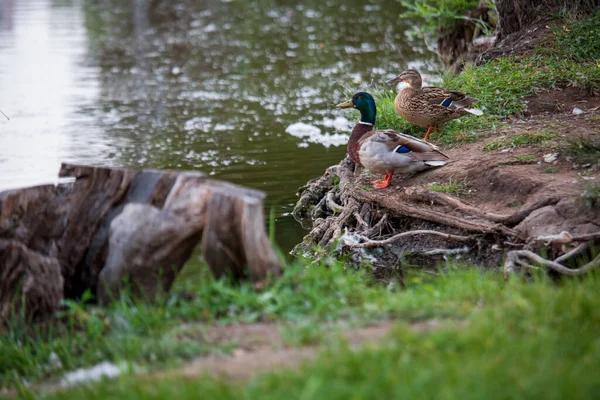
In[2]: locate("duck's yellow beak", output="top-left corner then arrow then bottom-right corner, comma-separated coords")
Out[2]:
336,100 -> 354,109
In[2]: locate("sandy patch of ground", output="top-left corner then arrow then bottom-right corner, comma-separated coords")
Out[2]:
161,319 -> 445,381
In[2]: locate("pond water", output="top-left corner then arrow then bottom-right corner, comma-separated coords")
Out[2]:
0,0 -> 437,252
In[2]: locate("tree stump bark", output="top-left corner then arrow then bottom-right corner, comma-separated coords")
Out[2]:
0,164 -> 282,322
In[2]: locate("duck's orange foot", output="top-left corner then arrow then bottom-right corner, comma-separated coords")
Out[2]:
423,125 -> 433,141
371,179 -> 390,189
371,171 -> 393,189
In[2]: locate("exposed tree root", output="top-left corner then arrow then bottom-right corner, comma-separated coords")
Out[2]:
293,158 -> 538,271
406,188 -> 560,227
504,249 -> 600,278
504,231 -> 600,277
345,230 -> 473,248
293,158 -> 600,277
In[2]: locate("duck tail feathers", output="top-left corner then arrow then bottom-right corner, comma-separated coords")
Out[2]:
424,160 -> 449,167
464,107 -> 483,116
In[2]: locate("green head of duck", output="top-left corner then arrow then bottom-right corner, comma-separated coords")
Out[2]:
336,92 -> 376,125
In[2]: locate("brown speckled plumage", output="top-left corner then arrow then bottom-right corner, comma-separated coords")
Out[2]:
387,69 -> 482,140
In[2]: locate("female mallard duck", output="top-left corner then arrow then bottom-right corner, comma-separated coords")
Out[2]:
386,69 -> 482,141
336,92 -> 450,189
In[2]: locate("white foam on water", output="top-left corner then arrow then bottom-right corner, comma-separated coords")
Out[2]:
285,122 -> 348,148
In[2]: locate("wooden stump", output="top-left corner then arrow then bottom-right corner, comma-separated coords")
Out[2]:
0,164 -> 282,322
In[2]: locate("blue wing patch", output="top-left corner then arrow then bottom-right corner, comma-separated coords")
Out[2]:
394,145 -> 411,154
440,98 -> 453,107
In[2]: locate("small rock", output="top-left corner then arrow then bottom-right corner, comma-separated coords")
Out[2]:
573,107 -> 584,115
543,153 -> 558,163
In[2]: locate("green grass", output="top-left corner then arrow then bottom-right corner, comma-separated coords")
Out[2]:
429,178 -> 469,196
369,13 -> 600,145
482,132 -> 561,151
1,260 -> 492,389
397,0 -> 497,36
543,166 -> 560,174
563,135 -> 600,165
514,154 -> 538,163
32,268 -> 600,400
582,184 -> 600,209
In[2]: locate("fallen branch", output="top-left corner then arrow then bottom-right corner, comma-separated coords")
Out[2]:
420,246 -> 470,256
345,230 -> 474,248
555,242 -> 590,264
504,249 -> 600,278
353,212 -> 369,229
536,231 -> 600,245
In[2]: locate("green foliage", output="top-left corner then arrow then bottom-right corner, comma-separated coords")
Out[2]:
44,270 -> 600,400
373,13 -> 600,145
514,154 -> 538,163
4,259 -> 571,390
582,184 -> 600,209
552,12 -> 600,61
0,261 -> 403,388
398,0 -> 497,35
281,320 -> 327,346
429,178 -> 469,196
563,135 -> 600,165
543,166 -> 560,174
483,132 -> 561,151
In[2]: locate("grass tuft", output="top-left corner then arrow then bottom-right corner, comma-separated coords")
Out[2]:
543,166 -> 560,174
582,184 -> 600,209
397,0 -> 497,36
429,178 -> 470,196
563,135 -> 600,165
514,154 -> 538,163
482,132 -> 560,151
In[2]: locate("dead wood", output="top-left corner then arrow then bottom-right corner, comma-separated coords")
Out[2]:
503,231 -> 600,277
1,164 -> 282,322
504,247 -> 600,278
345,230 -> 473,248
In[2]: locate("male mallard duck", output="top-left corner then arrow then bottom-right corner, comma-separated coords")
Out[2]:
386,69 -> 482,141
336,92 -> 450,189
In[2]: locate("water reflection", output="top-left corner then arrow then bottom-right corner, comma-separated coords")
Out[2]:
0,0 -> 114,189
0,0 -> 437,251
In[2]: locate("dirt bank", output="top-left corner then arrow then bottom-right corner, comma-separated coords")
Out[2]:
292,87 -> 600,275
